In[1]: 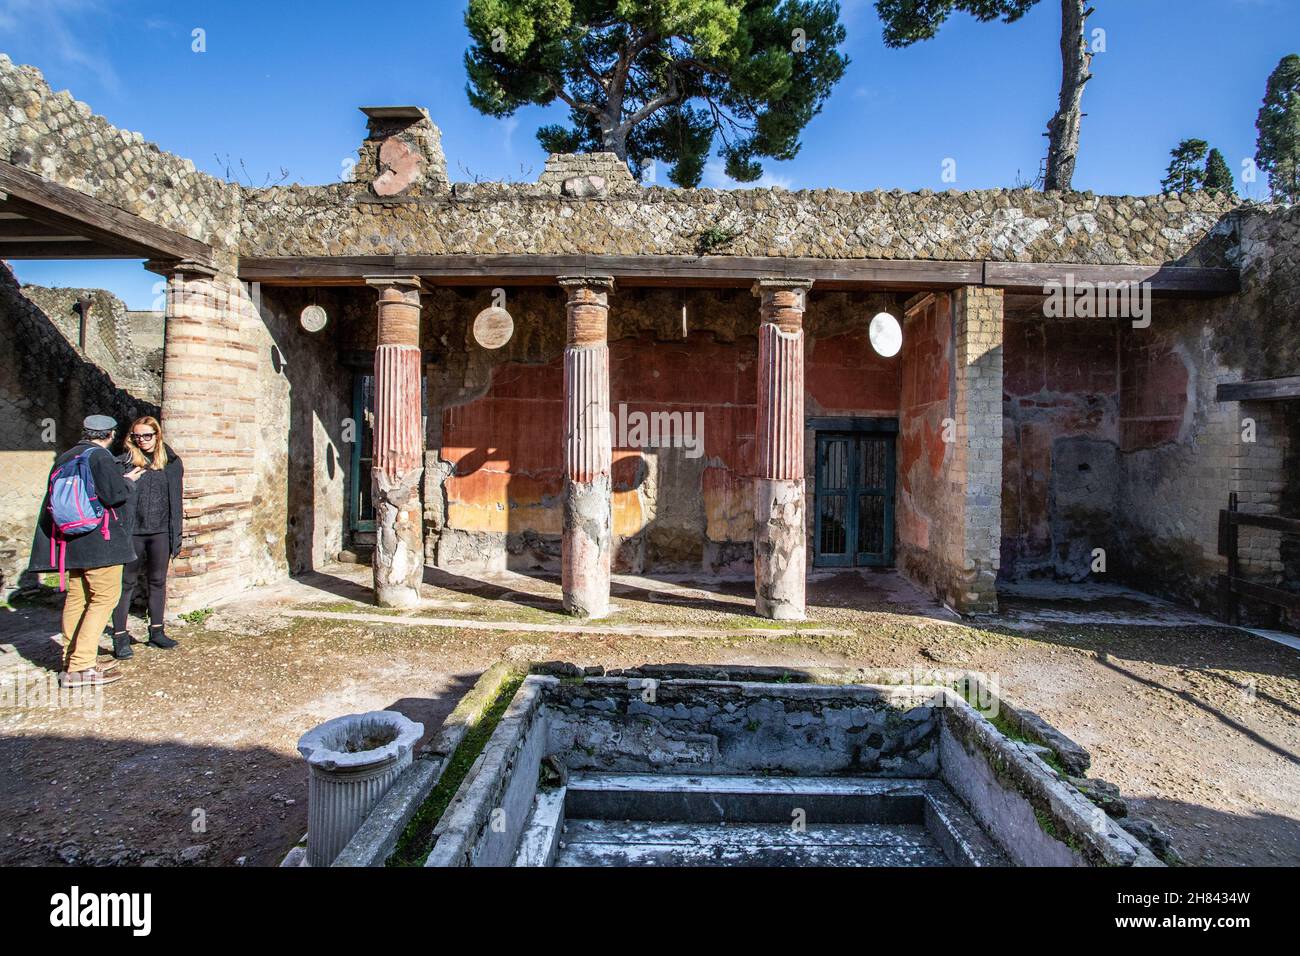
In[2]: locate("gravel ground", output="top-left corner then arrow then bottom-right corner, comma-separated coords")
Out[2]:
1,565 -> 1296,867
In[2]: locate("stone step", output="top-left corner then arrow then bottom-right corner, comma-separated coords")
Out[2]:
564,772 -> 933,825
554,820 -> 950,867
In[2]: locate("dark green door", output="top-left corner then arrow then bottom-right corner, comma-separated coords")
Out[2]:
349,373 -> 377,532
814,430 -> 895,567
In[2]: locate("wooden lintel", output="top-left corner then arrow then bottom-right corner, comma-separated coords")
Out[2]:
238,253 -> 1238,296
1216,376 -> 1300,403
0,161 -> 214,264
0,239 -> 138,259
982,261 -> 1239,295
0,218 -> 78,239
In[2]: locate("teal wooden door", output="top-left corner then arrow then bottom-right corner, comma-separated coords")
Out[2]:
814,431 -> 895,567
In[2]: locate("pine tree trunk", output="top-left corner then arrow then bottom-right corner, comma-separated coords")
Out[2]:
1043,0 -> 1093,191
602,124 -> 628,161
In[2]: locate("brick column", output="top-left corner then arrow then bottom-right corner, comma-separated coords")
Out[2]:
752,278 -> 813,620
558,276 -> 614,618
952,286 -> 1003,613
146,258 -> 257,611
366,276 -> 425,608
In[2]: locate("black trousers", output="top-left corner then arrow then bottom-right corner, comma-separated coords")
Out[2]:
112,532 -> 170,632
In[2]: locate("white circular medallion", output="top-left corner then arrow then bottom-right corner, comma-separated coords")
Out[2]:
473,306 -> 514,350
868,312 -> 902,358
300,304 -> 328,332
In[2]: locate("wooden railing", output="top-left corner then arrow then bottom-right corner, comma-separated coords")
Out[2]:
1217,492 -> 1300,624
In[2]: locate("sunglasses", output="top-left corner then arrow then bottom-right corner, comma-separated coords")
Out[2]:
131,432 -> 157,441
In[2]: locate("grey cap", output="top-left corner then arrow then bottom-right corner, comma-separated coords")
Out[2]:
83,414 -> 117,431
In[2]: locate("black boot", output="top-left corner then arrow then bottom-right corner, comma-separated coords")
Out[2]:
112,631 -> 134,660
147,626 -> 178,649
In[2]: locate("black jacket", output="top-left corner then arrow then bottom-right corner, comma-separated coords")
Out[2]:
29,442 -> 139,572
115,444 -> 185,557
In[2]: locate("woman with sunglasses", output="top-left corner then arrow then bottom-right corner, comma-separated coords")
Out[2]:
110,416 -> 185,658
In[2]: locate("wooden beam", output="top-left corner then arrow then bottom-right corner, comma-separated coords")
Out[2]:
982,261 -> 1239,295
239,253 -> 1238,295
0,218 -> 80,239
0,239 -> 138,258
1216,376 -> 1300,403
0,162 -> 213,263
238,254 -> 978,290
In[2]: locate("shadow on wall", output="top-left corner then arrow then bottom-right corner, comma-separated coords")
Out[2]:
0,264 -> 159,591
255,286 -> 351,578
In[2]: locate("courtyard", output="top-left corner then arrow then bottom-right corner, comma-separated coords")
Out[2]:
2,570 -> 1296,867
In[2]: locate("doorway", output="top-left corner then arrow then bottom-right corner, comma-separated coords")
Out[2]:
812,419 -> 896,567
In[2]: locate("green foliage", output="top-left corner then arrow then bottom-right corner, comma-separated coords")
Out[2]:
387,672 -> 526,867
1203,147 -> 1236,196
464,0 -> 849,186
874,0 -> 1037,48
1160,139 -> 1238,196
1255,53 -> 1300,203
695,224 -> 743,253
1161,138 -> 1208,193
179,607 -> 213,626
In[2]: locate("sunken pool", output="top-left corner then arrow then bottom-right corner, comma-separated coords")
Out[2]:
419,667 -> 1160,868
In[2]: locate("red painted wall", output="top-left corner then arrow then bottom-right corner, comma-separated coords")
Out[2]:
440,324 -> 902,564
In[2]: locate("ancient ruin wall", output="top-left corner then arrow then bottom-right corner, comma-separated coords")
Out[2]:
0,55 -> 241,251
0,268 -> 160,590
1114,205 -> 1300,617
238,179 -> 1240,265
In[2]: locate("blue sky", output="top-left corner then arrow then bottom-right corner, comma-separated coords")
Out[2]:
2,0 -> 1296,307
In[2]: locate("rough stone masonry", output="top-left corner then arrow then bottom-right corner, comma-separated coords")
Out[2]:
1,53 -> 1297,625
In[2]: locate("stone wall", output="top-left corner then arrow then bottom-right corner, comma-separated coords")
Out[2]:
0,265 -> 159,591
19,285 -> 161,403
239,179 -> 1239,265
896,290 -> 1003,613
1113,206 -> 1300,619
996,205 -> 1300,622
0,56 -> 240,251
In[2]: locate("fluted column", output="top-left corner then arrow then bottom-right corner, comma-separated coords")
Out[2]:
558,276 -> 614,618
753,278 -> 813,620
366,276 -> 425,608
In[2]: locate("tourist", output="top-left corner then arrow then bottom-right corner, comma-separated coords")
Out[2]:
110,415 -> 184,658
29,415 -> 144,688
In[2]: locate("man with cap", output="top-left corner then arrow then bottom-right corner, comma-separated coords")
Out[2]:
29,415 -> 145,688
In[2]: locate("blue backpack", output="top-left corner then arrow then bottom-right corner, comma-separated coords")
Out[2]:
46,447 -> 114,590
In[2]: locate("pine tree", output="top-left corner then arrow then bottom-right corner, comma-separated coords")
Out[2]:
875,0 -> 1093,191
1161,138 -> 1208,193
1255,54 -> 1300,203
463,0 -> 849,187
1203,148 -> 1236,196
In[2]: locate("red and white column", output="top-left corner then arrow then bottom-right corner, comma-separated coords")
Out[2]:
366,276 -> 425,607
558,275 -> 614,618
753,278 -> 813,620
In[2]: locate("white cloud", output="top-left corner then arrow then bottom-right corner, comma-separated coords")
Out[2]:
0,0 -> 120,93
703,159 -> 794,191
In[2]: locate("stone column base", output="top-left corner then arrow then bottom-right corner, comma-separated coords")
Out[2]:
754,477 -> 806,620
373,466 -> 424,608
562,474 -> 612,618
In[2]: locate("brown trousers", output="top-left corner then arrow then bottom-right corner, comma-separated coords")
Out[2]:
61,566 -> 123,672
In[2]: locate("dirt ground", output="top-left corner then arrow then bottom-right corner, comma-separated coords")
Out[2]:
1,564 -> 1297,867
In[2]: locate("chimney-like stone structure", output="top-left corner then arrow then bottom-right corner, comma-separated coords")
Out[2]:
356,106 -> 449,198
